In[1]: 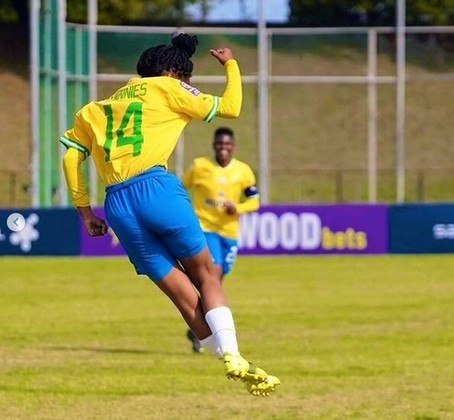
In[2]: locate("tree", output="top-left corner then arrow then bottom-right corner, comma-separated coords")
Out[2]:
288,0 -> 454,27
0,0 -> 28,28
0,0 -> 204,26
67,0 -> 202,24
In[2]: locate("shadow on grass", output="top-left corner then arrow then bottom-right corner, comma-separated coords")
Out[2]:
42,345 -> 191,357
0,384 -> 160,397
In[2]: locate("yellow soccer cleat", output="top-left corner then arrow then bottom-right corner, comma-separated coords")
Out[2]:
223,353 -> 269,385
244,375 -> 281,397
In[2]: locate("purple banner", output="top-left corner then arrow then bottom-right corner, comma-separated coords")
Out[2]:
81,205 -> 388,256
80,208 -> 126,256
238,205 -> 388,255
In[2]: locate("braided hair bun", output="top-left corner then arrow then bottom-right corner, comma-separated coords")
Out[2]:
171,32 -> 199,58
136,33 -> 199,78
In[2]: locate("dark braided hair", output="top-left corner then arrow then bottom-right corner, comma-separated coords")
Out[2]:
136,33 -> 199,78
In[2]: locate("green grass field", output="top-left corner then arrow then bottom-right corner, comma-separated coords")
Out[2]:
0,256 -> 453,419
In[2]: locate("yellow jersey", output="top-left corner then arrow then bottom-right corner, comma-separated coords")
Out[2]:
60,59 -> 242,206
184,157 -> 260,239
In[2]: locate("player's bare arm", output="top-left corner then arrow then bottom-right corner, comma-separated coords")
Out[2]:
77,206 -> 108,237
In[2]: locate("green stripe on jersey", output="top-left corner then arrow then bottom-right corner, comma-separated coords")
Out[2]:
59,136 -> 90,157
204,96 -> 220,123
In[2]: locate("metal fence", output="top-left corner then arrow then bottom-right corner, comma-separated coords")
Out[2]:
4,167 -> 454,207
30,0 -> 454,207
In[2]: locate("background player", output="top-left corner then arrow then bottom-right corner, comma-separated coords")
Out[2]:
184,127 -> 260,282
183,127 -> 260,352
60,33 -> 279,396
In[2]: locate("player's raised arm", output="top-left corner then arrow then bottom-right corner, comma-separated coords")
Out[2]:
163,37 -> 241,122
210,48 -> 242,119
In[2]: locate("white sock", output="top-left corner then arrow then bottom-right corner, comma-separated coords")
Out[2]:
205,306 -> 239,356
200,334 -> 222,358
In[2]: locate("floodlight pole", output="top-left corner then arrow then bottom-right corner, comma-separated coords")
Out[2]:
258,0 -> 270,203
396,0 -> 406,202
88,0 -> 99,205
367,28 -> 378,203
30,0 -> 40,207
42,0 -> 53,206
57,0 -> 68,206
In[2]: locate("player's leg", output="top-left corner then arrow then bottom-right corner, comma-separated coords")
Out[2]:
156,265 -> 222,358
175,234 -> 279,393
138,173 -> 232,314
220,236 -> 239,281
145,241 -> 278,393
105,190 -> 215,344
109,171 -> 226,354
160,256 -> 280,394
160,264 -> 277,395
180,249 -> 280,391
155,265 -> 212,341
184,232 -> 223,352
137,172 -> 280,394
204,232 -> 224,281
147,188 -> 236,341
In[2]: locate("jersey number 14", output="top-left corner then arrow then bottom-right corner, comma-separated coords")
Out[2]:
103,102 -> 144,162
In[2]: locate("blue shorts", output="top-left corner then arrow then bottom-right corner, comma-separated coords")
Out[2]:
204,231 -> 238,275
104,167 -> 207,281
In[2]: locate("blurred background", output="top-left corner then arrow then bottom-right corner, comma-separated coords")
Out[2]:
0,0 -> 453,208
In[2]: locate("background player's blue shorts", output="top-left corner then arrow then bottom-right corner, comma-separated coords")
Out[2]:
104,167 -> 207,282
204,231 -> 238,275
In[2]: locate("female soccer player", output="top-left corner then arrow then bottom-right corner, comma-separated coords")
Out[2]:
183,127 -> 260,353
60,33 -> 279,396
184,127 -> 260,283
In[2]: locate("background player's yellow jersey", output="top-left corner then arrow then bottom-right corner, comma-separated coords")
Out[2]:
184,157 -> 260,239
60,60 -> 241,194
